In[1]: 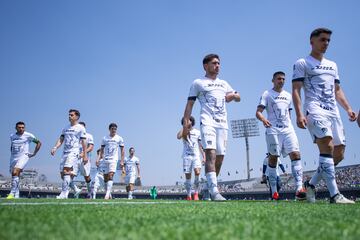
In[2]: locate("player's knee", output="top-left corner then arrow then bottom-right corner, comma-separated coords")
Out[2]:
194,169 -> 200,176
268,155 -> 278,167
290,151 -> 301,160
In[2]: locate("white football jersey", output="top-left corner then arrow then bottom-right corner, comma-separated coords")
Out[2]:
182,128 -> 201,158
258,89 -> 294,134
124,155 -> 140,174
101,134 -> 124,162
292,55 -> 340,117
10,131 -> 38,158
188,77 -> 235,129
79,132 -> 94,158
61,124 -> 87,154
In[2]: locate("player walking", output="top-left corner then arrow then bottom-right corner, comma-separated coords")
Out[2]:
124,147 -> 140,199
7,122 -> 42,199
182,54 -> 240,201
177,116 -> 205,200
256,71 -> 306,200
51,109 -> 87,199
99,123 -> 125,200
292,28 -> 356,204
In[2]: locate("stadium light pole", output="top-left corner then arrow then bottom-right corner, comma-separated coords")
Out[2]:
230,118 -> 260,180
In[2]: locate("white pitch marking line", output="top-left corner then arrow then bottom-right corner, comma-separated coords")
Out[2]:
0,201 -> 192,206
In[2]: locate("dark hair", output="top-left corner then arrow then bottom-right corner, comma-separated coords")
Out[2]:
273,71 -> 285,79
203,54 -> 220,65
181,116 -> 195,126
16,121 -> 25,127
108,123 -> 118,130
96,149 -> 101,154
310,28 -> 332,39
69,109 -> 80,118
79,121 -> 86,127
129,147 -> 135,152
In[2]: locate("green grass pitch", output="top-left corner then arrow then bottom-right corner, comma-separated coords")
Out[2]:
0,199 -> 359,240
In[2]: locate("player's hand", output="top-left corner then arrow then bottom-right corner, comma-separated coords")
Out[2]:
50,147 -> 56,156
347,109 -> 356,122
96,160 -> 100,167
296,116 -> 307,129
182,120 -> 191,140
27,152 -> 36,158
262,119 -> 271,128
82,156 -> 88,164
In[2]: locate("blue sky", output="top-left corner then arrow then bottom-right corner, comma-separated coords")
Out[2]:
1,0 -> 359,185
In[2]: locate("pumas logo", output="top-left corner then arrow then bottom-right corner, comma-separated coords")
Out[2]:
321,128 -> 328,134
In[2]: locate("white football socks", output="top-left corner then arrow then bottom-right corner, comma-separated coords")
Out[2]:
106,180 -> 113,195
11,176 -> 19,195
185,179 -> 191,196
291,160 -> 303,191
319,155 -> 339,197
206,172 -> 219,195
194,175 -> 200,193
267,166 -> 278,195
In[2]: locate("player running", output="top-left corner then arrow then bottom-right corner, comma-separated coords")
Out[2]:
6,122 -> 42,199
292,28 -> 356,204
177,116 -> 205,200
99,123 -> 125,200
182,54 -> 240,201
256,71 -> 306,200
70,121 -> 94,198
124,147 -> 141,199
51,109 -> 88,199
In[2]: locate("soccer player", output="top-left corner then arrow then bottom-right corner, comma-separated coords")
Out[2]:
182,54 -> 240,201
51,109 -> 87,199
177,116 -> 205,200
91,149 -> 106,199
256,71 -> 306,200
7,122 -> 42,199
261,153 -> 286,198
124,147 -> 141,199
292,28 -> 356,204
70,121 -> 94,198
99,123 -> 125,200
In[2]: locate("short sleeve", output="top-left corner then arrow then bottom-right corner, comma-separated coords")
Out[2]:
334,63 -> 340,83
188,80 -> 200,99
263,157 -> 268,166
292,59 -> 306,81
79,126 -> 87,139
224,81 -> 234,94
258,91 -> 268,108
118,137 -> 125,147
87,134 -> 94,145
101,137 -> 106,147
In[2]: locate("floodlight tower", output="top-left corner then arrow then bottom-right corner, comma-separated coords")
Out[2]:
230,118 -> 260,180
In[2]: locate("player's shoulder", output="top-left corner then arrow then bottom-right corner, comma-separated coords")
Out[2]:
115,134 -> 124,141
323,57 -> 337,66
293,57 -> 307,66
87,132 -> 94,139
281,89 -> 291,97
24,131 -> 35,138
192,128 -> 200,135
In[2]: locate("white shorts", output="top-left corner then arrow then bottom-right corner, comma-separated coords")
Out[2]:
266,131 -> 300,157
59,152 -> 78,171
72,158 -> 91,177
183,156 -> 202,174
9,155 -> 30,173
125,173 -> 136,185
201,125 -> 227,155
307,114 -> 345,146
104,161 -> 117,174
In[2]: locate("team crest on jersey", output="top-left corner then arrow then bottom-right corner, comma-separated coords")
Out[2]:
207,141 -> 212,145
321,128 -> 328,134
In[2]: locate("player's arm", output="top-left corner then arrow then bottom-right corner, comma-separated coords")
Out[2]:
335,83 -> 356,121
256,105 -> 271,127
86,143 -> 94,154
97,146 -> 105,167
51,135 -> 64,156
176,129 -> 183,140
120,145 -> 125,173
357,110 -> 360,128
28,139 -> 42,158
80,138 -> 88,162
182,99 -> 195,139
292,81 -> 307,129
279,163 -> 286,174
136,163 -> 140,178
198,141 -> 205,164
225,91 -> 240,103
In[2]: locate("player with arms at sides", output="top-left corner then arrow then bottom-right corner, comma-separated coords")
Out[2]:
51,109 -> 87,199
256,71 -> 306,200
7,121 -> 42,199
70,121 -> 94,198
182,54 -> 240,201
177,116 -> 205,200
124,147 -> 141,199
91,149 -> 106,199
292,28 -> 357,204
99,123 -> 125,200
